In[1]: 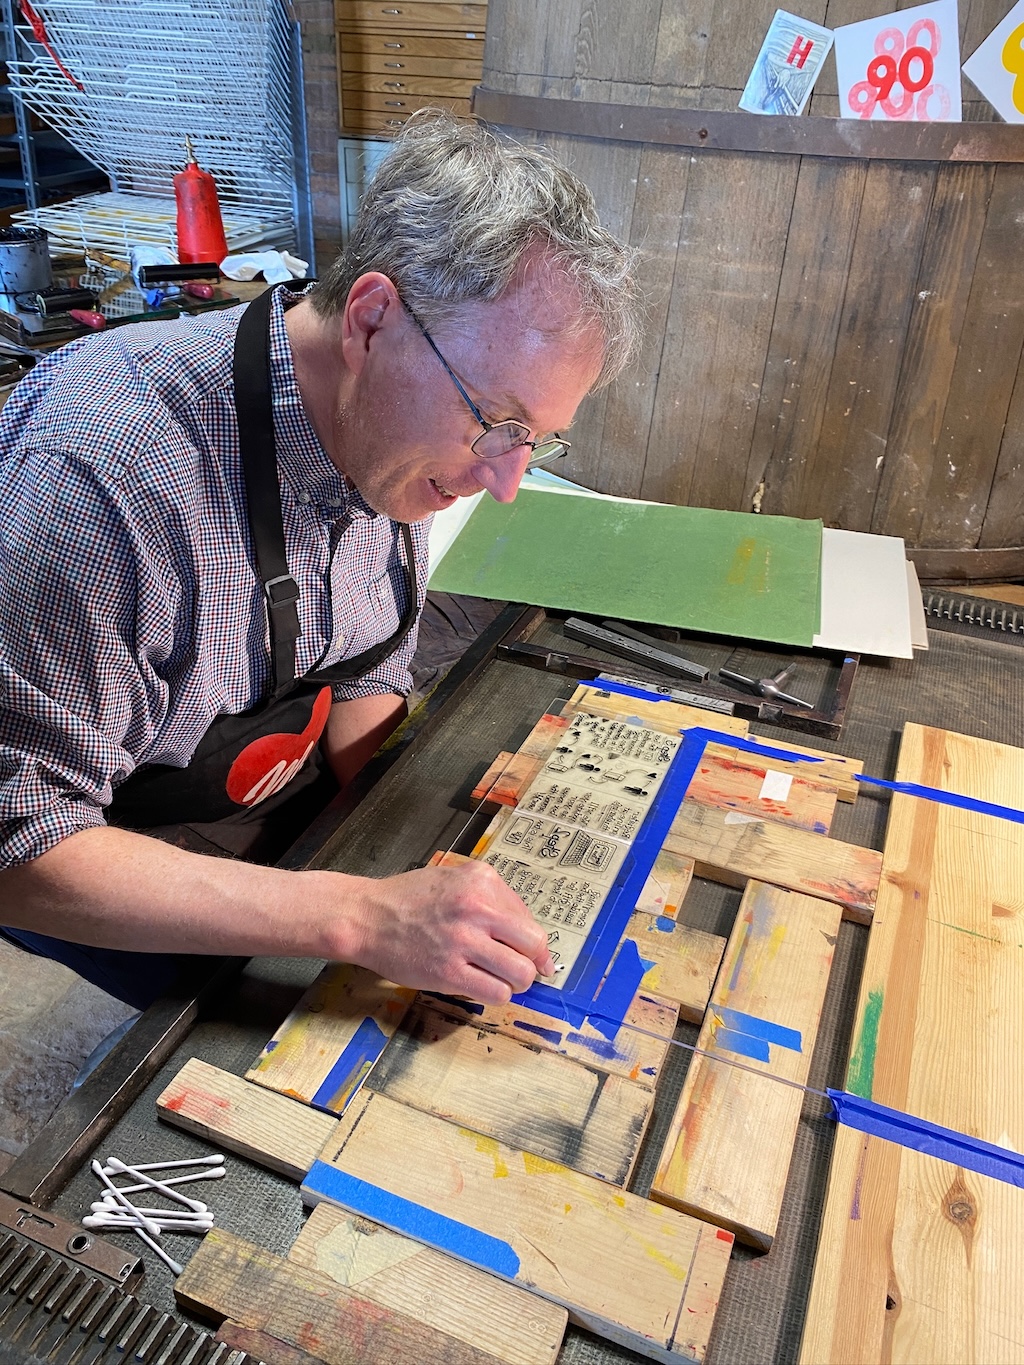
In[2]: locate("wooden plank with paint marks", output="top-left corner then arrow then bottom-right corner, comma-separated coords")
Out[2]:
365,1000 -> 653,1186
157,1057 -> 337,1180
703,738 -> 863,804
246,963 -> 415,1112
651,881 -> 842,1249
177,1226 -> 559,1365
686,751 -> 839,833
303,1090 -> 734,1363
800,722 -> 1024,1364
632,848 -> 695,920
287,1203 -> 567,1365
421,988 -> 679,1090
622,915 -> 725,1026
664,801 -> 880,923
470,711 -> 571,812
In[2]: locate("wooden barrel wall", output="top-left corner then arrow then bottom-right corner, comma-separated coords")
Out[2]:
479,0 -> 1024,580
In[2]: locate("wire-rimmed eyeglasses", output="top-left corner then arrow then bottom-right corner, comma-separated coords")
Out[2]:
402,299 -> 570,470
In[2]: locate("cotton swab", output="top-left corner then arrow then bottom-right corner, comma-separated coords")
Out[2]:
132,1227 -> 183,1278
101,1168 -> 225,1196
90,1162 -> 161,1238
102,1159 -> 208,1213
99,1154 -> 225,1175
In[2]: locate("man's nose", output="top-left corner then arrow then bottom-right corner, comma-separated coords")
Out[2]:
471,445 -> 534,503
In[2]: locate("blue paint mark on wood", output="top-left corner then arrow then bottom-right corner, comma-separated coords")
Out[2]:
310,1016 -> 389,1113
512,1019 -> 564,1046
655,916 -> 675,932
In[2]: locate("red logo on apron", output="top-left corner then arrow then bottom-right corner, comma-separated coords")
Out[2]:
225,686 -> 333,807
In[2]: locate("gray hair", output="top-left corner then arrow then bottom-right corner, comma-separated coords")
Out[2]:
311,112 -> 642,388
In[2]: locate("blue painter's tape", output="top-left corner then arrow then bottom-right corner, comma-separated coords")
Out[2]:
589,677 -> 680,704
714,1028 -> 771,1063
716,1005 -> 803,1053
310,1016 -> 388,1113
853,774 -> 1024,825
512,1019 -> 564,1046
302,1162 -> 522,1276
828,1090 -> 1024,1190
588,939 -> 648,1040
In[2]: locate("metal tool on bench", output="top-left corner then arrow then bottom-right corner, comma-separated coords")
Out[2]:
718,663 -> 815,709
563,616 -> 709,681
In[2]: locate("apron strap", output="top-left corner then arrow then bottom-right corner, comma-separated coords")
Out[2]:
233,286 -> 301,698
233,287 -> 420,697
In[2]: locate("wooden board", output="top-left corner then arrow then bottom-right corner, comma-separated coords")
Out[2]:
178,1226 -> 556,1365
800,722 -> 1024,1362
651,881 -> 842,1250
564,685 -> 750,739
246,964 -> 415,1112
470,712 -> 570,811
366,1001 -> 654,1186
622,916 -> 725,1026
685,752 -> 839,834
288,1203 -> 567,1365
703,738 -> 863,804
303,1090 -> 733,1363
156,1058 -> 336,1180
664,800 -> 881,923
422,988 -> 679,1090
633,848 -> 695,920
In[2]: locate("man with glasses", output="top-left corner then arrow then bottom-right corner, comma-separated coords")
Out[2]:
0,113 -> 641,1010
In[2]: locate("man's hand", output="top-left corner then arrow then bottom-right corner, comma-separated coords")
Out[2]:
332,861 -> 555,1005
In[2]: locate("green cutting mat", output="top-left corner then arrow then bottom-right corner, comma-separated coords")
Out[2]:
429,489 -> 822,646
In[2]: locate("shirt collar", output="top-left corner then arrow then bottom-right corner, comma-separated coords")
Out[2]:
267,284 -> 377,520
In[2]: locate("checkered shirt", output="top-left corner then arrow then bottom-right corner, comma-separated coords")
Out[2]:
0,286 -> 429,867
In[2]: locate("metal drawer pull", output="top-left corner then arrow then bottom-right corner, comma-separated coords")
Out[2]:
384,60 -> 404,66
381,6 -> 401,11
385,99 -> 407,106
383,41 -> 404,47
385,118 -> 405,126
383,81 -> 405,88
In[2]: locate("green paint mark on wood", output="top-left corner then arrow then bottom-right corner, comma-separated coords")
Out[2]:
846,989 -> 883,1099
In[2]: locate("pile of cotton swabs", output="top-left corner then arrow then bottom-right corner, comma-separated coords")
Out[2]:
85,1153 -> 225,1276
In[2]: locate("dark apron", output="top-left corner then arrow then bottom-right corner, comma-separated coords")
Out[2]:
1,287 -> 418,1007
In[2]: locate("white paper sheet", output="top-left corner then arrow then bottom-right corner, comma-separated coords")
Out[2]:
814,528 -> 914,658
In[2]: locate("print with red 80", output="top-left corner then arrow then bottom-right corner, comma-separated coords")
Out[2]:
848,18 -> 950,119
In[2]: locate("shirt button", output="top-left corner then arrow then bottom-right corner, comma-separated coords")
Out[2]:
296,488 -> 311,505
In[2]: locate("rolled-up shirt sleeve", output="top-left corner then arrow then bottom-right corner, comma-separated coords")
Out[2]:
0,446 -> 177,867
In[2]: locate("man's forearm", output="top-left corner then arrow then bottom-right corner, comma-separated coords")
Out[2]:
0,826 -> 349,958
0,825 -> 555,1004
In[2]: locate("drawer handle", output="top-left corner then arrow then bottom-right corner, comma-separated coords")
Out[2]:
381,6 -> 401,11
383,41 -> 404,48
385,99 -> 407,106
385,118 -> 405,126
383,60 -> 404,67
383,81 -> 405,88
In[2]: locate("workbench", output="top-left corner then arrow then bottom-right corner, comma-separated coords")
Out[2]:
3,603 -> 1022,1365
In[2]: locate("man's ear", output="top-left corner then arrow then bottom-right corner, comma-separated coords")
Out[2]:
341,272 -> 401,376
